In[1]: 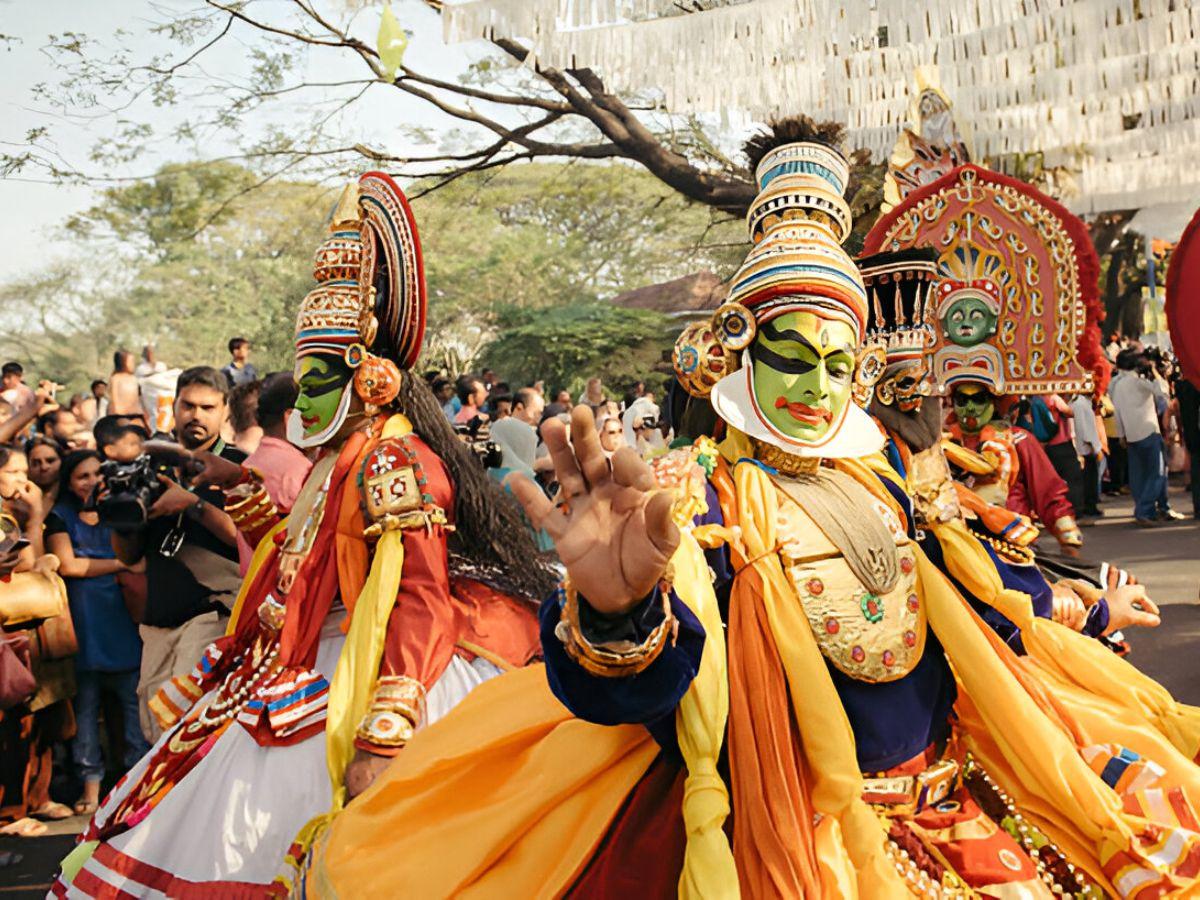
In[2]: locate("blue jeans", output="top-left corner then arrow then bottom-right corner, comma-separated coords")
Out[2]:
1127,433 -> 1168,521
72,669 -> 150,785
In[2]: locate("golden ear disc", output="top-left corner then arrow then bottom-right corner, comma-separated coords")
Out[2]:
673,322 -> 730,399
354,355 -> 402,407
712,302 -> 757,352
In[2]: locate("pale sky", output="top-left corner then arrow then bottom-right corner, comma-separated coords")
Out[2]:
0,0 -> 480,282
4,0 -> 1194,289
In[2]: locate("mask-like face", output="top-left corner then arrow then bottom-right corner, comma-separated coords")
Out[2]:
941,294 -> 998,347
295,354 -> 353,443
952,386 -> 995,434
750,310 -> 856,442
879,360 -> 929,413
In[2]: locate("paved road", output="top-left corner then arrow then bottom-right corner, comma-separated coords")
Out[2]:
1077,481 -> 1199,607
2,483 -> 1196,896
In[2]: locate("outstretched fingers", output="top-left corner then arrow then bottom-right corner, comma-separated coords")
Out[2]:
540,415 -> 586,500
508,473 -> 567,539
642,490 -> 681,562
570,405 -> 610,489
611,447 -> 656,492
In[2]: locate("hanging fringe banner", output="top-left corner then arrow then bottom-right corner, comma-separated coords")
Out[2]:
441,0 -> 1200,214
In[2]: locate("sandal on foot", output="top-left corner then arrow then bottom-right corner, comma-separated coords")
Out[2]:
73,799 -> 99,817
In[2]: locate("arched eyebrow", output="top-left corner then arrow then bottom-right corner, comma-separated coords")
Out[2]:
761,319 -> 854,358
760,319 -> 819,356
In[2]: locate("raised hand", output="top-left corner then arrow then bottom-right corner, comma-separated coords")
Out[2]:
510,405 -> 679,615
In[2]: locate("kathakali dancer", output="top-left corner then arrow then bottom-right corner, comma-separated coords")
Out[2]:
864,163 -> 1113,555
53,173 -> 549,898
304,137 -> 1200,898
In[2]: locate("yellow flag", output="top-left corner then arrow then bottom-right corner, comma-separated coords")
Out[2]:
377,6 -> 407,82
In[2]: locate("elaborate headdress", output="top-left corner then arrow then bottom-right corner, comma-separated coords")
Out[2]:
864,164 -> 1102,397
855,248 -> 939,410
715,141 -> 867,345
291,171 -> 427,446
706,139 -> 882,458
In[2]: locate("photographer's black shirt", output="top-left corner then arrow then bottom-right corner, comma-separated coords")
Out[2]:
143,442 -> 248,629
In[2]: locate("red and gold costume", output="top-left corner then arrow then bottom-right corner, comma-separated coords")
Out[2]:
53,174 -> 541,898
864,164 -> 1111,551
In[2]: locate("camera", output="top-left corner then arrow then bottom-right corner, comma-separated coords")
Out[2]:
453,423 -> 504,470
95,455 -> 169,531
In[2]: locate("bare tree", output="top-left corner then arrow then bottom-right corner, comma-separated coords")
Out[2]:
7,1 -> 779,220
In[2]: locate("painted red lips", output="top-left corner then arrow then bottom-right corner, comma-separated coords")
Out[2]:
774,397 -> 832,425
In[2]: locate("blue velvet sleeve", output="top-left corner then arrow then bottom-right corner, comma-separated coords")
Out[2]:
538,481 -> 727,755
1082,598 -> 1110,637
540,588 -> 706,734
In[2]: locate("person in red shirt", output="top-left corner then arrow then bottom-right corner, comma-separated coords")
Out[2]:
235,372 -> 313,574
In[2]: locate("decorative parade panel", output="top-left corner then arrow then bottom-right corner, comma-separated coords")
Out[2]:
863,165 -> 1093,395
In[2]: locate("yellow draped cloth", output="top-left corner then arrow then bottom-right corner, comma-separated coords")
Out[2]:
305,436 -> 1200,898
288,414 -> 415,871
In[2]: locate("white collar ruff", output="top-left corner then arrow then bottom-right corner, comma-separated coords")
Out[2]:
286,386 -> 354,450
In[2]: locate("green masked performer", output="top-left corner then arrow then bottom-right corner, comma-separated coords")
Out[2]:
304,137 -> 1200,899
861,248 -> 1159,662
54,174 -> 552,898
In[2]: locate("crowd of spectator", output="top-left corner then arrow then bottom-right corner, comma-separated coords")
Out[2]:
1019,337 -> 1197,528
0,338 -> 315,838
0,337 -> 676,839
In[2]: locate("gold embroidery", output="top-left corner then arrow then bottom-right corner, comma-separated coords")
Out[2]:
775,489 -> 926,683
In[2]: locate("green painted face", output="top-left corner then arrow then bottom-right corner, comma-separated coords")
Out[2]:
952,387 -> 995,434
750,310 -> 856,442
941,294 -> 998,347
295,354 -> 352,441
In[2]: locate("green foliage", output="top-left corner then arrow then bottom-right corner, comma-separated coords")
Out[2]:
2,161 -> 328,390
413,161 -> 745,371
5,159 -> 741,394
480,302 -> 673,397
0,264 -> 119,390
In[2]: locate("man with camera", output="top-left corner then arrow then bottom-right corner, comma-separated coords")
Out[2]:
1110,348 -> 1181,526
108,367 -> 245,740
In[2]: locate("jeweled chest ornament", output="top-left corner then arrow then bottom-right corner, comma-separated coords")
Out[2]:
359,436 -> 448,539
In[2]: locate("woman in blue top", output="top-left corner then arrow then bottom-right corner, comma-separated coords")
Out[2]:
44,450 -> 148,816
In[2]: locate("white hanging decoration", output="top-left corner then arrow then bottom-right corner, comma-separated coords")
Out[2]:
439,0 -> 1200,214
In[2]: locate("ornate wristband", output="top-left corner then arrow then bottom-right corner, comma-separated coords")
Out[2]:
224,482 -> 278,531
355,675 -> 426,748
555,576 -> 678,678
1052,515 -> 1083,547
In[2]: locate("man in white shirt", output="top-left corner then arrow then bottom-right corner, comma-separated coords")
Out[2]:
1109,349 -> 1177,525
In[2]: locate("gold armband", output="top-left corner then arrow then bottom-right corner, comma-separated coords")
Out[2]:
555,576 -> 677,678
906,445 -> 961,527
940,438 -> 996,476
224,474 -> 278,531
355,675 -> 426,748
